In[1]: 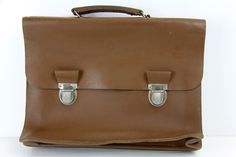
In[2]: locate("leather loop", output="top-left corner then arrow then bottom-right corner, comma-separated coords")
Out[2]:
146,71 -> 172,84
54,70 -> 79,83
71,5 -> 144,17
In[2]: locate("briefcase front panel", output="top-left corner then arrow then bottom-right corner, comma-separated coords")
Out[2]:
20,16 -> 205,150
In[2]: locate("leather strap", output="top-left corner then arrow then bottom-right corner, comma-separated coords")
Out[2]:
146,71 -> 172,84
71,5 -> 144,17
54,70 -> 79,83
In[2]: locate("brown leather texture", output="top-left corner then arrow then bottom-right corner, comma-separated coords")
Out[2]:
20,11 -> 206,151
72,5 -> 143,16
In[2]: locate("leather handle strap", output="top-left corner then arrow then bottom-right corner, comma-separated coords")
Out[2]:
71,5 -> 150,17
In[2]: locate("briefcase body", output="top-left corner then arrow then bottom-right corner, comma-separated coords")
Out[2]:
20,5 -> 206,150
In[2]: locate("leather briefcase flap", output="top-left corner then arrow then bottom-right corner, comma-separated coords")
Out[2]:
24,17 -> 205,91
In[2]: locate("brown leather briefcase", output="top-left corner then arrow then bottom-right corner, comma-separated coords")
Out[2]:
20,5 -> 206,151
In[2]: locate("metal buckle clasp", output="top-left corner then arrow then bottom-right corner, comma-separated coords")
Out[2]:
58,83 -> 78,106
148,84 -> 168,107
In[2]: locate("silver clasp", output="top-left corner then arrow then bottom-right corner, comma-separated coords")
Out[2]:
58,83 -> 78,106
148,84 -> 168,107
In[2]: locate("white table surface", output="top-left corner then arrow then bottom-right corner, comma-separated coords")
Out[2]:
0,136 -> 235,157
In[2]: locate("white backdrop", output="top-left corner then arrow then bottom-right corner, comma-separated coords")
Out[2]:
0,0 -> 236,137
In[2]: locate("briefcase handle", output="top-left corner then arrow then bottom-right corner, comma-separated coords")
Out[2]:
71,5 -> 150,18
